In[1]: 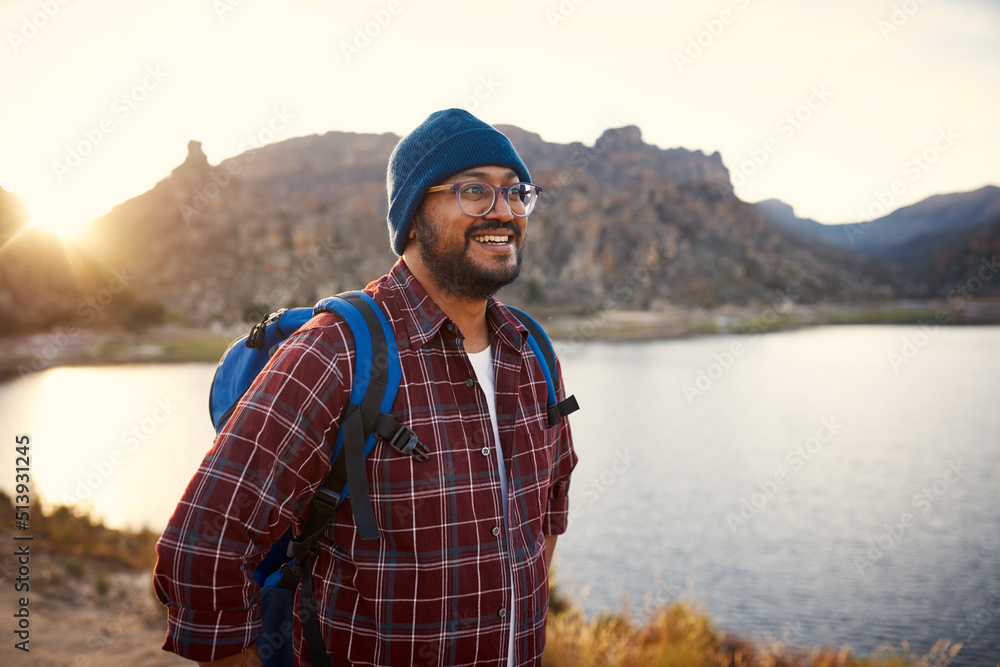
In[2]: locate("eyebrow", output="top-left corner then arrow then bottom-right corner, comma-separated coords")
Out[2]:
452,168 -> 519,182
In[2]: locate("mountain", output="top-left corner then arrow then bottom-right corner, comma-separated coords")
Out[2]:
755,186 -> 1000,295
79,137 -> 401,327
1,123 -> 993,336
846,186 -> 1000,257
758,186 -> 1000,254
72,128 -> 895,327
754,199 -> 851,249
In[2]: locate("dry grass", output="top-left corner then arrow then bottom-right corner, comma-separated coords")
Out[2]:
544,601 -> 733,667
1,491 -> 159,571
543,582 -> 964,667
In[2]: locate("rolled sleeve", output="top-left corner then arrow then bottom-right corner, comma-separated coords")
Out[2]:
543,494 -> 571,536
158,600 -> 262,662
542,427 -> 575,536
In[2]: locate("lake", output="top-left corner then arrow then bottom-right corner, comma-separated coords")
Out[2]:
2,325 -> 998,665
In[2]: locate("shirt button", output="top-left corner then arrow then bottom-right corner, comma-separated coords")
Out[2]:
481,447 -> 490,456
498,608 -> 507,618
491,526 -> 501,536
465,377 -> 475,387
446,322 -> 455,332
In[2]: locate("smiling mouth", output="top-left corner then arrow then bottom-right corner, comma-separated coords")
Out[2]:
471,233 -> 512,245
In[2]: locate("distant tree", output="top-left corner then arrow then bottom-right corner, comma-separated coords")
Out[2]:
115,296 -> 166,332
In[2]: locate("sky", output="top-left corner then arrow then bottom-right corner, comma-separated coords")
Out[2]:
2,0 -> 998,237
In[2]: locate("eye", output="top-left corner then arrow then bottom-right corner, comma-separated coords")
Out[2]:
508,184 -> 529,202
459,183 -> 489,200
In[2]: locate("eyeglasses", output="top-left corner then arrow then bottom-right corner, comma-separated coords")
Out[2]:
425,180 -> 543,218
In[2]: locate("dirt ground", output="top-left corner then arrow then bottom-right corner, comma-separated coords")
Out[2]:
0,548 -> 188,666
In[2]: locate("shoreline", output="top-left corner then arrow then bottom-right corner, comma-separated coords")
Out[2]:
3,299 -> 1000,383
0,494 -> 965,667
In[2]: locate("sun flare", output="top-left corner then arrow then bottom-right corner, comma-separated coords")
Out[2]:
23,194 -> 97,239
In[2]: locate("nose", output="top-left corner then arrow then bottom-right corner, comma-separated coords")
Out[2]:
484,192 -> 514,221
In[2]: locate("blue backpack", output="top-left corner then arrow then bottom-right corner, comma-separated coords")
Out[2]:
209,291 -> 578,667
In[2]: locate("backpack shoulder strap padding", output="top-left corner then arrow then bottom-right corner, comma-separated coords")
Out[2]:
308,291 -> 400,541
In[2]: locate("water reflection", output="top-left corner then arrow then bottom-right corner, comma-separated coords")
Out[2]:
0,364 -> 217,530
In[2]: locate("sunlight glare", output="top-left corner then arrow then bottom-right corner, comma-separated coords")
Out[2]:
25,194 -> 95,238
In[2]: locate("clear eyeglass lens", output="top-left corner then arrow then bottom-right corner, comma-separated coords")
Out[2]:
456,182 -> 538,217
458,182 -> 491,202
456,182 -> 491,216
508,184 -> 538,216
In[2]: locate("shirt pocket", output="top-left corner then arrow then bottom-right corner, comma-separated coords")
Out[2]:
511,424 -> 554,537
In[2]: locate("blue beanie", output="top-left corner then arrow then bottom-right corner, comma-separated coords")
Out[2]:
386,108 -> 531,256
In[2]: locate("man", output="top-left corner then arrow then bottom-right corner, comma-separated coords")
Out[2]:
154,108 -> 578,666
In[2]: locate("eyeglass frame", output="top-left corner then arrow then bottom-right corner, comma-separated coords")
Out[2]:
424,180 -> 543,218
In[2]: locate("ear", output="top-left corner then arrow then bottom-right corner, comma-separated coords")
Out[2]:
408,204 -> 424,239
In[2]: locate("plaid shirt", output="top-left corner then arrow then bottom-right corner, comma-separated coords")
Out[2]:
154,259 -> 577,666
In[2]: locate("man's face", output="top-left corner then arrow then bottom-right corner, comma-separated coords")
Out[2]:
413,165 -> 528,301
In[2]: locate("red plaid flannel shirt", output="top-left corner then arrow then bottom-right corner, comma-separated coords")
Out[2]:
154,259 -> 577,666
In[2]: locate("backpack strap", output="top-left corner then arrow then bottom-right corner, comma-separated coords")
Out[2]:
298,553 -> 331,667
269,291 -> 425,667
320,291 -> 393,540
282,291 -> 424,552
506,306 -> 580,426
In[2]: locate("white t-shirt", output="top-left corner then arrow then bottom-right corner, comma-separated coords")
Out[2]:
467,346 -> 515,667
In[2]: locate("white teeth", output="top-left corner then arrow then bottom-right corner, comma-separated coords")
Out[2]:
474,235 -> 510,244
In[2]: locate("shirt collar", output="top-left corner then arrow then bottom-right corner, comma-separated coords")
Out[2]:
380,259 -> 528,352
486,298 -> 529,352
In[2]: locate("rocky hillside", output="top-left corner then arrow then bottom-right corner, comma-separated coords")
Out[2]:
5,121 -> 991,335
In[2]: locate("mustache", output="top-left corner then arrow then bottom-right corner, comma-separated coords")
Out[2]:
465,220 -> 521,241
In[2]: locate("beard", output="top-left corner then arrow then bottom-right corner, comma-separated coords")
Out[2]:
414,208 -> 523,301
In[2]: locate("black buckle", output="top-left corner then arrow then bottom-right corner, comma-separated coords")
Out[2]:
275,561 -> 303,589
312,487 -> 341,513
388,426 -> 429,462
245,309 -> 287,350
286,535 -> 323,560
246,313 -> 269,350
